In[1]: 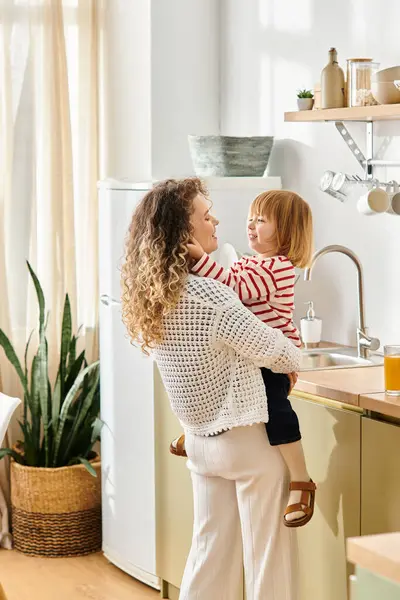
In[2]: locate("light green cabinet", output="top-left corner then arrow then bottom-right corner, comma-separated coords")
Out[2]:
291,394 -> 362,600
352,568 -> 400,600
361,417 -> 400,535
154,367 -> 194,591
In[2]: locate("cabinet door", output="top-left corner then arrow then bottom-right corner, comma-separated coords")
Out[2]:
353,568 -> 400,600
291,395 -> 362,600
154,367 -> 194,590
361,417 -> 400,535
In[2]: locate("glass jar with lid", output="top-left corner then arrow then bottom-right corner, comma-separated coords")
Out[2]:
346,59 -> 380,107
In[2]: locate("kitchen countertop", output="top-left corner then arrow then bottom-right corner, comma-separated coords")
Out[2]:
295,342 -> 400,419
297,362 -> 400,419
359,391 -> 400,419
296,365 -> 385,408
347,533 -> 400,585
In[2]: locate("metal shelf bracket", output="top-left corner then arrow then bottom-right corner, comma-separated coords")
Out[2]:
335,121 -> 400,180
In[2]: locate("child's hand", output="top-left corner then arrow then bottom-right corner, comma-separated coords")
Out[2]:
187,238 -> 205,261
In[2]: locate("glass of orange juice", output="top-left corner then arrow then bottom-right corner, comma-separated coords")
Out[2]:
384,345 -> 400,396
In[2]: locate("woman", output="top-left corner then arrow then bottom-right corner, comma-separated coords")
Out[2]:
122,178 -> 301,600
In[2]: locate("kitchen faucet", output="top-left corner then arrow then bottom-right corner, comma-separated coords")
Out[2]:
304,245 -> 380,359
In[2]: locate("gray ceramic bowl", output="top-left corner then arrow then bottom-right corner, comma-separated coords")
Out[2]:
188,135 -> 274,177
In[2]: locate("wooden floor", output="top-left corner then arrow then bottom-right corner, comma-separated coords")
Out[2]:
0,551 -> 159,600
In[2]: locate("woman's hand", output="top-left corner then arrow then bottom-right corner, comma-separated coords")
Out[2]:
287,372 -> 298,394
187,238 -> 205,261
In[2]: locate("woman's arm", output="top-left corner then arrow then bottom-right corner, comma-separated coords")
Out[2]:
214,295 -> 301,374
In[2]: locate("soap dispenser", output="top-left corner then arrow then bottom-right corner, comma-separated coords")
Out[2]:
300,301 -> 322,348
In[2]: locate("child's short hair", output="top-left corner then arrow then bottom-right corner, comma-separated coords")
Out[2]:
250,190 -> 313,268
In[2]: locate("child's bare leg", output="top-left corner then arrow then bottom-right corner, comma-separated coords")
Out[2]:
278,440 -> 310,522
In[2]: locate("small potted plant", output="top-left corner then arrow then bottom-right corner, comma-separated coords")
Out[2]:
0,262 -> 102,557
297,89 -> 314,111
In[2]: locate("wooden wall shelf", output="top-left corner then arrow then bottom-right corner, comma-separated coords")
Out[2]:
284,104 -> 400,123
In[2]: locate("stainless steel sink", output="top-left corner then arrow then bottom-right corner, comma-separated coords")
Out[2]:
300,347 -> 384,371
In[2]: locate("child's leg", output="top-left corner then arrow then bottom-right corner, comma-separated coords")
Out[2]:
262,368 -> 314,524
277,440 -> 310,522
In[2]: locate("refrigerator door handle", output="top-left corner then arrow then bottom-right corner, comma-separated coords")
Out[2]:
100,294 -> 121,307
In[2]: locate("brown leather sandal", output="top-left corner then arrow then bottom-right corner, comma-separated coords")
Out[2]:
284,480 -> 317,528
169,434 -> 187,457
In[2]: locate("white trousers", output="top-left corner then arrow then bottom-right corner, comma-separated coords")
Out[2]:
180,424 -> 298,600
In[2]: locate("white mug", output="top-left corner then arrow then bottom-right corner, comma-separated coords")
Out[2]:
357,187 -> 390,215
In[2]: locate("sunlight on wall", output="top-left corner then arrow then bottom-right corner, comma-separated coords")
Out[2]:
349,0 -> 367,52
259,55 -> 272,132
272,58 -> 315,145
272,58 -> 312,108
272,0 -> 313,33
258,0 -> 270,28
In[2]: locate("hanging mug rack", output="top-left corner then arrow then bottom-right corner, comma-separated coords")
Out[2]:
320,172 -> 400,215
319,121 -> 400,214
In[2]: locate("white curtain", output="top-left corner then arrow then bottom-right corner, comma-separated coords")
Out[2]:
0,0 -> 100,547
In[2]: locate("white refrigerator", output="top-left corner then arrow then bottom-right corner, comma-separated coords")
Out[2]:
97,176 -> 281,589
98,179 -> 160,589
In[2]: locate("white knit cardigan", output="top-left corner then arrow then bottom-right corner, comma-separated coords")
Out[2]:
153,275 -> 301,436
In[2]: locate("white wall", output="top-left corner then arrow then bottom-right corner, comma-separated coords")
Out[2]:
151,0 -> 220,179
101,0 -> 220,182
100,0 -> 152,181
220,0 -> 400,348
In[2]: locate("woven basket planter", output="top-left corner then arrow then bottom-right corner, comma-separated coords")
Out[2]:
10,455 -> 101,557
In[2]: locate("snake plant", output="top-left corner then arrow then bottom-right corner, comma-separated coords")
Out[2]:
0,262 -> 101,476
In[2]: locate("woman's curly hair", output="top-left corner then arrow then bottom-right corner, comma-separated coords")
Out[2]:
121,177 -> 208,353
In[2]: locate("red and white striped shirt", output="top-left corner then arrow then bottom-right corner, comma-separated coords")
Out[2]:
192,254 -> 301,347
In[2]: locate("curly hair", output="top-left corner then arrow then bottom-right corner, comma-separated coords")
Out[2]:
121,177 -> 208,353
